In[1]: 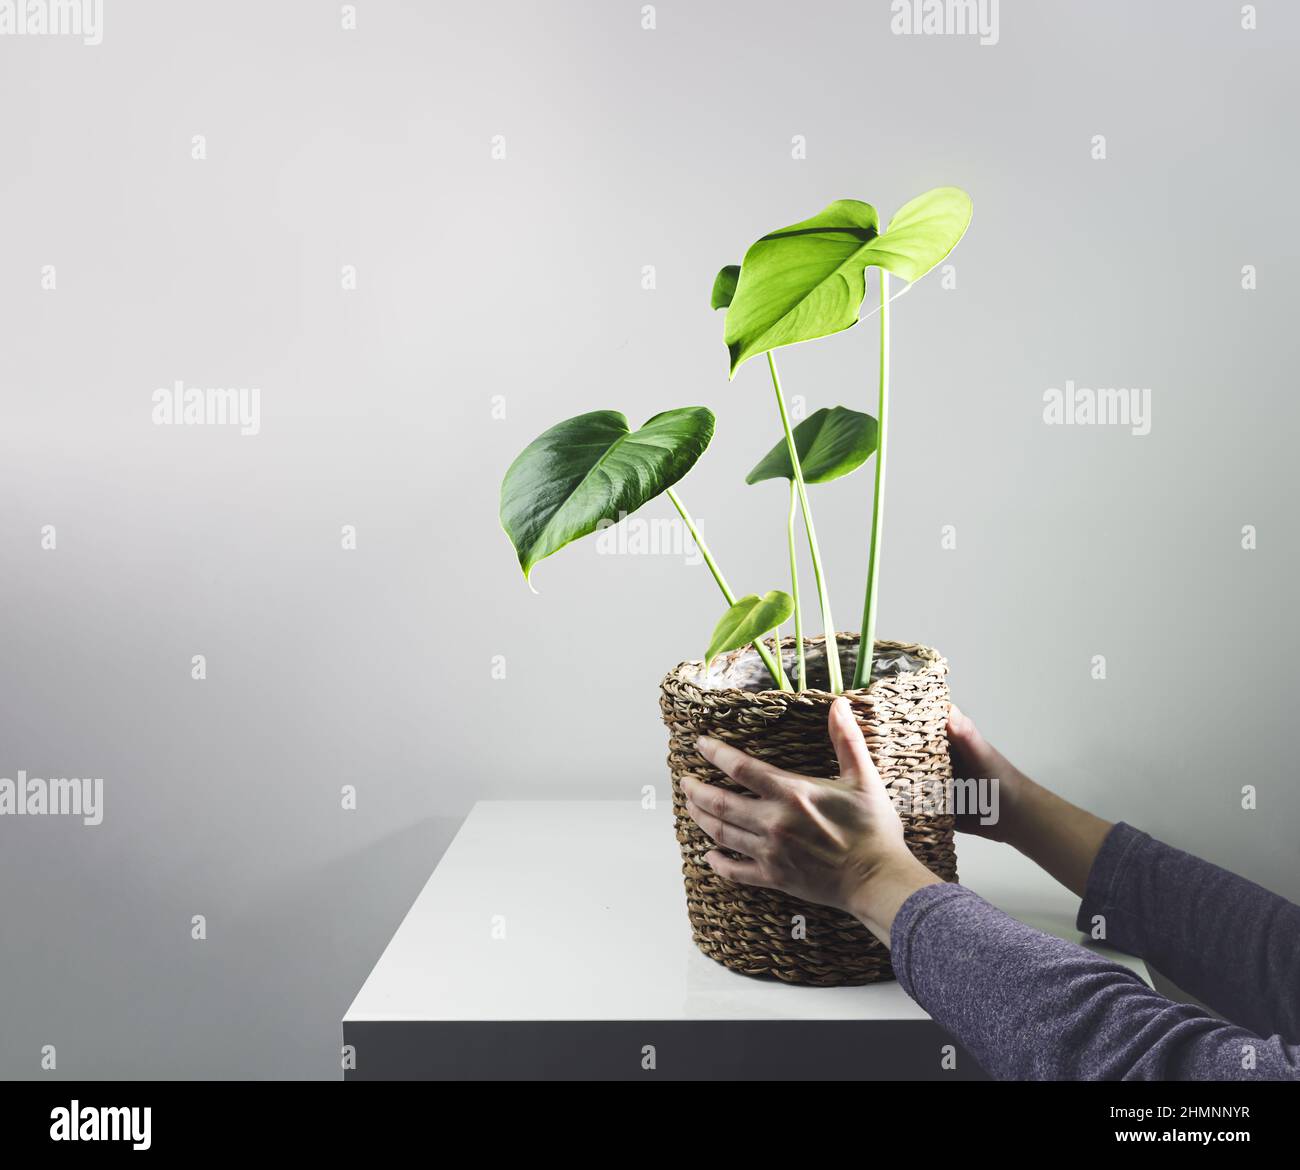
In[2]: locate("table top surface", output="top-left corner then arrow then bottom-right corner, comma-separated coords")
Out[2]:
344,800 -> 1149,1023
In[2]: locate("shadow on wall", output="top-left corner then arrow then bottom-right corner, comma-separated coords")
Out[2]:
226,815 -> 464,1080
14,815 -> 463,1081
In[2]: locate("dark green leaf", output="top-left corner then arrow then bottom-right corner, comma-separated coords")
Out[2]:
746,406 -> 878,485
500,407 -> 715,583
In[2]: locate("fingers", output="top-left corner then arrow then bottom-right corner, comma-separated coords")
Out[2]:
828,697 -> 879,790
683,791 -> 765,855
947,702 -> 996,766
946,701 -> 1018,798
695,736 -> 787,797
680,774 -> 768,837
703,849 -> 770,888
686,739 -> 787,867
947,702 -> 979,743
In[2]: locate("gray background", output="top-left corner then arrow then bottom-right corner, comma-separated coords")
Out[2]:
2,0 -> 1297,1079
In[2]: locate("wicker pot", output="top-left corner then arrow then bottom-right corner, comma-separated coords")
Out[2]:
660,634 -> 958,986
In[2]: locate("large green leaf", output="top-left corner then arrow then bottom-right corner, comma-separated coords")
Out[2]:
706,591 -> 794,667
724,200 -> 879,375
723,187 -> 972,375
500,407 -> 715,583
746,405 -> 878,485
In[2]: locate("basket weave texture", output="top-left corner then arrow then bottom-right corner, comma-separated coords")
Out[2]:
660,634 -> 958,986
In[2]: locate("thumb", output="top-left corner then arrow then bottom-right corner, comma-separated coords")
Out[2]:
829,697 -> 880,790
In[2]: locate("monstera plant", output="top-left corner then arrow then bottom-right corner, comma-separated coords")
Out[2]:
500,186 -> 972,695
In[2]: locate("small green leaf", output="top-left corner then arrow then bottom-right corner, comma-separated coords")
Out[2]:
705,591 -> 794,668
500,407 -> 715,583
710,264 -> 740,310
723,187 -> 972,375
746,405 -> 878,485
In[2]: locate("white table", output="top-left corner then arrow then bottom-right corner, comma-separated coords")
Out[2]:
343,801 -> 1148,1079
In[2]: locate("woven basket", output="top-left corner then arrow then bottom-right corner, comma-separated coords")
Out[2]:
660,633 -> 958,986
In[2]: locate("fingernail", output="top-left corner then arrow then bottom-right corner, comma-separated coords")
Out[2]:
696,735 -> 716,754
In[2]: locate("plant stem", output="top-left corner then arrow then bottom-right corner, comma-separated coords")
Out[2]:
854,269 -> 890,690
766,351 -> 843,692
787,480 -> 806,690
665,487 -> 792,691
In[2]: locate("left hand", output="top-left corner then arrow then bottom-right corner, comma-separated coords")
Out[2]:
683,696 -> 942,944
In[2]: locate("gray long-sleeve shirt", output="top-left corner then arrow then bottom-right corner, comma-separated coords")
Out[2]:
890,822 -> 1300,1080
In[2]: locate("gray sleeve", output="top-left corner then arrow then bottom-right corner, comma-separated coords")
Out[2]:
1075,822 -> 1300,1041
890,883 -> 1300,1080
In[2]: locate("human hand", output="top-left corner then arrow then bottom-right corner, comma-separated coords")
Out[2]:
946,703 -> 1028,844
684,696 -> 942,945
946,703 -> 1113,895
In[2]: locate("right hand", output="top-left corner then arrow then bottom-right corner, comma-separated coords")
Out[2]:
683,698 -> 942,943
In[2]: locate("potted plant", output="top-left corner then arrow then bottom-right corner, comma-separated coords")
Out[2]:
501,187 -> 972,985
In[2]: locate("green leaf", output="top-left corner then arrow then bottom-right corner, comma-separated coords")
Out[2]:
746,405 -> 878,485
706,591 -> 794,668
710,264 -> 740,310
723,187 -> 972,375
859,186 -> 972,284
724,200 -> 878,375
500,407 -> 715,583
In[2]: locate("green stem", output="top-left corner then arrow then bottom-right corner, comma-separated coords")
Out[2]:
767,351 -> 843,693
666,487 -> 792,691
787,480 -> 806,690
854,269 -> 890,689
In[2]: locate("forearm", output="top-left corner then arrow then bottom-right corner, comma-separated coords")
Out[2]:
968,769 -> 1300,1039
892,884 -> 1300,1080
1077,823 -> 1300,1039
1000,775 -> 1113,898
